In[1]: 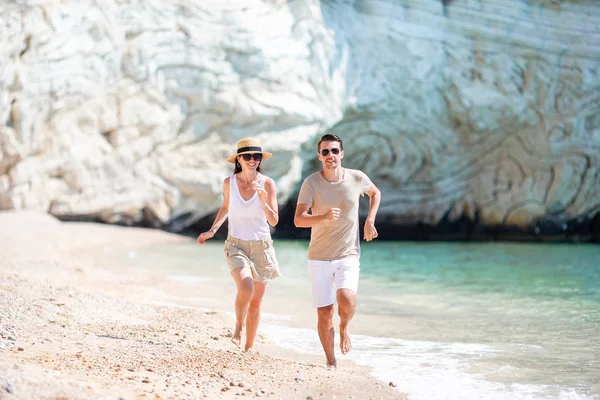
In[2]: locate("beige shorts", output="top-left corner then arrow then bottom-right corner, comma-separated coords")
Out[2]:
224,235 -> 281,283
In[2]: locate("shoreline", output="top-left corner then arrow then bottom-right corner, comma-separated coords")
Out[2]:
0,211 -> 406,399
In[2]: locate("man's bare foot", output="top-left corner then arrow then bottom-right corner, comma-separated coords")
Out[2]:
244,346 -> 254,353
231,328 -> 242,347
326,358 -> 337,369
339,328 -> 352,355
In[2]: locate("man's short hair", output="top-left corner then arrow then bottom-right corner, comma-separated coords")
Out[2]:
317,134 -> 343,151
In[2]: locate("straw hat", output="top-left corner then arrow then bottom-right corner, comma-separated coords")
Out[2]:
226,137 -> 273,163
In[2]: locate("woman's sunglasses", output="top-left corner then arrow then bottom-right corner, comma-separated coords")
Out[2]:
321,148 -> 340,156
240,153 -> 263,161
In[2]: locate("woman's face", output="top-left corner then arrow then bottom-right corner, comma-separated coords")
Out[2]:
238,153 -> 262,170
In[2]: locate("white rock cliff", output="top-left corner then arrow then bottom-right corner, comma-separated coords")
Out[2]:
1,0 -> 599,238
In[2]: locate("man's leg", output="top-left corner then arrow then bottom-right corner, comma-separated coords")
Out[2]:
309,260 -> 336,366
336,288 -> 356,354
317,304 -> 336,368
244,281 -> 267,352
230,267 -> 254,347
334,257 -> 360,355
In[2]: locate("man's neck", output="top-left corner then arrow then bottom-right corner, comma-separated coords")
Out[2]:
321,167 -> 344,183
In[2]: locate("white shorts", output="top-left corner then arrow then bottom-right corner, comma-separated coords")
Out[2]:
308,257 -> 360,308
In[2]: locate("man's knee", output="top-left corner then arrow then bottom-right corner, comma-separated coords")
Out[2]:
317,304 -> 334,321
337,288 -> 356,306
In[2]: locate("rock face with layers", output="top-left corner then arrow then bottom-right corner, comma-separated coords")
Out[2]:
1,0 -> 599,239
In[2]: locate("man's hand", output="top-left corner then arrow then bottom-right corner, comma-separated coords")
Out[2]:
197,230 -> 215,245
364,220 -> 378,241
324,207 -> 341,222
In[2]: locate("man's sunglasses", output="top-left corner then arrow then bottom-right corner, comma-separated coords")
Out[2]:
321,148 -> 340,156
240,153 -> 263,161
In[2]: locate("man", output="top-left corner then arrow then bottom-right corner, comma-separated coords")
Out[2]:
294,133 -> 381,368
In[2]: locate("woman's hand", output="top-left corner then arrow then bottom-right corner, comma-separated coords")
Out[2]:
252,180 -> 268,205
197,230 -> 215,245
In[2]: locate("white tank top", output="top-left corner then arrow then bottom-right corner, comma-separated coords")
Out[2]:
228,174 -> 270,240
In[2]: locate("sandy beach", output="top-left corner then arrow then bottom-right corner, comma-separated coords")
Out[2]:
0,211 -> 406,400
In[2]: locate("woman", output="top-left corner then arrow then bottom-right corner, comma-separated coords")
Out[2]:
197,137 -> 281,352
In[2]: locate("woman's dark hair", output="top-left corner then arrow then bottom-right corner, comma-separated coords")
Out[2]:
234,157 -> 263,174
317,133 -> 343,151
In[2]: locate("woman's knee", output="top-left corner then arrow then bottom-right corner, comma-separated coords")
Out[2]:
249,282 -> 267,311
248,298 -> 262,313
237,278 -> 254,299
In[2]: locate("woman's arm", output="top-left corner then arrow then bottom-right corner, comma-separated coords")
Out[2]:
258,177 -> 279,226
197,178 -> 230,244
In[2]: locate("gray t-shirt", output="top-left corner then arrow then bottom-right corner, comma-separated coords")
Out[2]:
297,168 -> 372,261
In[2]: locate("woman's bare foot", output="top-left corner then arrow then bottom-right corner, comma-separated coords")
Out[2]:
339,328 -> 352,355
326,358 -> 337,369
231,328 -> 242,347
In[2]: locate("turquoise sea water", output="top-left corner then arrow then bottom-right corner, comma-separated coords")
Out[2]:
108,239 -> 600,400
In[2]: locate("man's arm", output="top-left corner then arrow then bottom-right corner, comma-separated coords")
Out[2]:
294,203 -> 338,228
363,183 -> 381,241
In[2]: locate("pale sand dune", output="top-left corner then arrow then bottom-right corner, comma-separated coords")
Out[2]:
0,211 -> 406,400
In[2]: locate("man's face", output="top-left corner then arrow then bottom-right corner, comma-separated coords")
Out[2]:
318,141 -> 343,169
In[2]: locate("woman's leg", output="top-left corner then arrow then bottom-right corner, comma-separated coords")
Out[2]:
230,267 -> 254,347
244,281 -> 267,352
